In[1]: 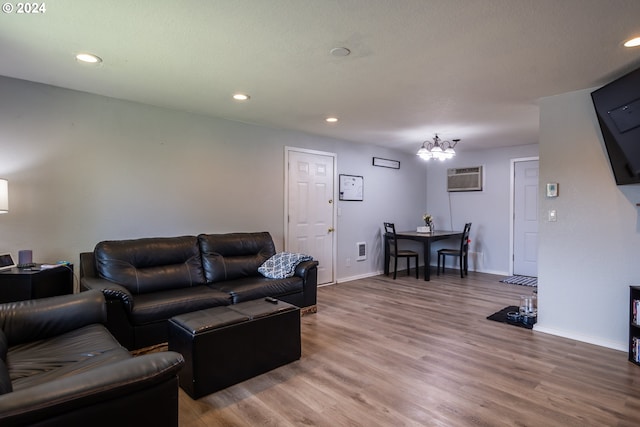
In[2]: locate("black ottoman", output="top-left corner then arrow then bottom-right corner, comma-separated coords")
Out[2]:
168,298 -> 301,399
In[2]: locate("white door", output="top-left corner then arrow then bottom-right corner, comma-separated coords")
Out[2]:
513,160 -> 539,276
285,148 -> 336,285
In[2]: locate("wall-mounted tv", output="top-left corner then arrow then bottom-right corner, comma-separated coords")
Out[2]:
591,66 -> 640,185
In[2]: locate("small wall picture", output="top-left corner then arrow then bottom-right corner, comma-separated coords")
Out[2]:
372,157 -> 400,169
339,174 -> 364,201
546,182 -> 558,198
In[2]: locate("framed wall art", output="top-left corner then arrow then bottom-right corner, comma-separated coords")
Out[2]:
372,157 -> 400,169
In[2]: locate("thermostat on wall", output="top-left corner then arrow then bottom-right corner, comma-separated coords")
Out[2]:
546,182 -> 558,198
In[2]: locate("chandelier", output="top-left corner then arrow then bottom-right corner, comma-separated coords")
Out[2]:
416,134 -> 460,161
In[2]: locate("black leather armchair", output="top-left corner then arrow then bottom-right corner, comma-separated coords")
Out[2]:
0,291 -> 184,427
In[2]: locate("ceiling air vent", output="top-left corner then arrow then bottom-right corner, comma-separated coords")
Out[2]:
447,166 -> 483,192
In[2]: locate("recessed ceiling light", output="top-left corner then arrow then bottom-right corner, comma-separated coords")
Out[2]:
75,53 -> 102,64
330,47 -> 351,57
624,37 -> 640,47
233,93 -> 250,101
326,117 -> 338,123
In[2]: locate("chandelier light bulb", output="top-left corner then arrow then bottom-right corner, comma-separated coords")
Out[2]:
417,146 -> 432,160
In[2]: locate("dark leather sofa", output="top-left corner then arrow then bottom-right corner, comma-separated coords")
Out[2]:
80,232 -> 318,350
0,290 -> 184,427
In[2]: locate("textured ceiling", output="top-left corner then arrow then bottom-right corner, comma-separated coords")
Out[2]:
1,0 -> 640,155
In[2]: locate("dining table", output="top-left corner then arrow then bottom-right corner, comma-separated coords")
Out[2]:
384,230 -> 464,281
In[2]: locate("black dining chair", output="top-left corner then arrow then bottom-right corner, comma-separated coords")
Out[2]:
384,222 -> 419,279
437,222 -> 472,278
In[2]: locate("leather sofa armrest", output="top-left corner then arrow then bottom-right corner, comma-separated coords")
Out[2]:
294,260 -> 319,308
0,290 -> 106,346
294,260 -> 319,280
80,277 -> 134,313
0,351 -> 185,426
80,251 -> 134,314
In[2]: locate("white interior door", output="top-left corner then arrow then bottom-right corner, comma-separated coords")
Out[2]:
285,148 -> 336,285
513,159 -> 539,277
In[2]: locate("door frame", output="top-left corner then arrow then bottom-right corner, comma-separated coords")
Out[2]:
284,146 -> 338,285
509,156 -> 539,275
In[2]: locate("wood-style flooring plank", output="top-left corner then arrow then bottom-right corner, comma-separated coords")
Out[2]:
177,270 -> 640,426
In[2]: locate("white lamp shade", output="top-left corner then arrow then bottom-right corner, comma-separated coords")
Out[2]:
416,147 -> 431,160
0,179 -> 7,213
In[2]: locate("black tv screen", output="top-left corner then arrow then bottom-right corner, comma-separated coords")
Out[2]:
591,66 -> 640,185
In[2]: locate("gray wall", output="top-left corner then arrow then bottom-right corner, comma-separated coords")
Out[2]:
537,88 -> 640,350
425,144 -> 539,275
0,76 -> 426,282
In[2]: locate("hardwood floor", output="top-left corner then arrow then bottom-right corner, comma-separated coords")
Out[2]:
178,270 -> 640,426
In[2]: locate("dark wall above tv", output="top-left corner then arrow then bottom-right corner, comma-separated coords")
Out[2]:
591,67 -> 640,185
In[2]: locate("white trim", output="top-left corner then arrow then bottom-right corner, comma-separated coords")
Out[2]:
338,268 -> 510,283
533,325 -> 626,352
509,156 -> 539,275
337,270 -> 384,283
284,146 -> 338,285
478,268 -> 511,276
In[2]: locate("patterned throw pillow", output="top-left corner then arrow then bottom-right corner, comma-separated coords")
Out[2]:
258,252 -> 313,279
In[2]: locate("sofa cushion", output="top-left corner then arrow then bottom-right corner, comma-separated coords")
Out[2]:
95,236 -> 206,294
7,324 -> 130,391
199,232 -> 276,283
209,276 -> 303,304
130,286 -> 232,325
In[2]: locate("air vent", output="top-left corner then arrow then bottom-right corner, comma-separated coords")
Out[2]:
356,242 -> 366,261
447,166 -> 483,192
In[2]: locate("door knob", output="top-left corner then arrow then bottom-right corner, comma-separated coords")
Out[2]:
328,227 -> 335,233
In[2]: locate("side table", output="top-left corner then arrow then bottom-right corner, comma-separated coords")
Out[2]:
0,264 -> 74,303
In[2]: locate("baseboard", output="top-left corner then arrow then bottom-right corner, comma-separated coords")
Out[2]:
337,267 -> 509,283
533,324 -> 626,352
476,268 -> 510,276
337,270 -> 384,283
428,264 -> 508,276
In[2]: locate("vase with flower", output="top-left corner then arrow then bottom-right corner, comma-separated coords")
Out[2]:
422,213 -> 433,232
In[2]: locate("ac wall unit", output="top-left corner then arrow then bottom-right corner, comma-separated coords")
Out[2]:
447,166 -> 483,192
